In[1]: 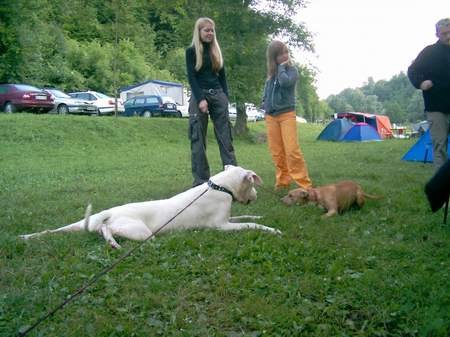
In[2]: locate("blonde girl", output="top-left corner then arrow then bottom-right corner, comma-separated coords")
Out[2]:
185,17 -> 236,187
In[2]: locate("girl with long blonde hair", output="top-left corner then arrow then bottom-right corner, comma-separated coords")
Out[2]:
185,17 -> 236,187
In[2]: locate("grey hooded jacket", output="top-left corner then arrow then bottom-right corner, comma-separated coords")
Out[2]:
262,64 -> 298,116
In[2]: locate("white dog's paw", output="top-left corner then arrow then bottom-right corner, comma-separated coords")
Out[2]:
265,227 -> 282,235
109,241 -> 122,249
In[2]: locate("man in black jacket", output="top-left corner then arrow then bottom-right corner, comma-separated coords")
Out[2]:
408,18 -> 450,170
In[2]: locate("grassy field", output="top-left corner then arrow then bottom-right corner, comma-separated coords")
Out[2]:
0,114 -> 449,337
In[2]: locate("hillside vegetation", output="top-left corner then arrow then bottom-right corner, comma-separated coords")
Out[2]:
1,115 -> 449,336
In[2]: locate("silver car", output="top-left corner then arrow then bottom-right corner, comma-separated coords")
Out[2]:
68,90 -> 124,115
45,88 -> 98,115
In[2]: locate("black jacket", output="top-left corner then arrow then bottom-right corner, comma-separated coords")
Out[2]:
262,64 -> 298,116
407,40 -> 450,113
185,44 -> 228,102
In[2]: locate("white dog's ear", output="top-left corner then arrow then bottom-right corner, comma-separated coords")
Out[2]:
245,171 -> 263,186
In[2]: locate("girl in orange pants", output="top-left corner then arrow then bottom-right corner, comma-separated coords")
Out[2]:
262,40 -> 312,190
265,111 -> 311,189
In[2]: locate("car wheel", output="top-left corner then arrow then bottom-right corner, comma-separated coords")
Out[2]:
142,110 -> 152,118
4,102 -> 15,113
57,104 -> 69,115
177,111 -> 182,118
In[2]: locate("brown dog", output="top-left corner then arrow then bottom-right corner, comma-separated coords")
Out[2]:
281,180 -> 381,217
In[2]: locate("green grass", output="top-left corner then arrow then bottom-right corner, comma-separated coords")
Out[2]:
1,114 -> 449,337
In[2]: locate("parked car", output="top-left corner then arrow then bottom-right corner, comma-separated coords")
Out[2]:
0,83 -> 54,113
177,103 -> 189,118
122,95 -> 178,117
162,96 -> 183,118
68,90 -> 124,115
228,103 -> 264,122
245,103 -> 265,122
228,103 -> 237,120
44,88 -> 98,115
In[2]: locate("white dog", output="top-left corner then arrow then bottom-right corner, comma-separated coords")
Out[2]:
20,165 -> 280,248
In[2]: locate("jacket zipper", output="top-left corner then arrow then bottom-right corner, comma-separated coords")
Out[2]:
271,78 -> 278,109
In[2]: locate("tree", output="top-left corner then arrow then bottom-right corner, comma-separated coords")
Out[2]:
327,94 -> 353,113
361,72 -> 424,122
0,0 -> 66,85
146,0 -> 314,135
295,64 -> 332,122
0,0 -> 321,125
325,72 -> 423,123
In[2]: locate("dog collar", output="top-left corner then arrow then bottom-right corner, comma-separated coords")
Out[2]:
308,188 -> 318,202
208,180 -> 235,200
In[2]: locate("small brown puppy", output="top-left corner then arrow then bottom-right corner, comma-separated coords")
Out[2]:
281,180 -> 380,217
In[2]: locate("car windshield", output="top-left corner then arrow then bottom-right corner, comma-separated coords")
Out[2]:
93,91 -> 111,99
47,89 -> 70,98
14,84 -> 41,92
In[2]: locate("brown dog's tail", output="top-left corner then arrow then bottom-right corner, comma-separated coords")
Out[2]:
364,193 -> 383,200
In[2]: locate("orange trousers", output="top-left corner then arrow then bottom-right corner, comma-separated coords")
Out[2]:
265,111 -> 312,189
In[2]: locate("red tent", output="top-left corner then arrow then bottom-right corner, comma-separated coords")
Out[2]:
335,112 -> 393,139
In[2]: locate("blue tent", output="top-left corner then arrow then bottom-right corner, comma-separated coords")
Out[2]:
317,118 -> 354,141
402,130 -> 450,163
341,123 -> 382,142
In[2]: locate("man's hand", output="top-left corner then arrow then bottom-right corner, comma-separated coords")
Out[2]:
198,99 -> 208,113
420,80 -> 433,91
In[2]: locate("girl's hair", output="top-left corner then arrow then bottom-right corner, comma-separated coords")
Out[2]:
191,17 -> 223,72
266,40 -> 291,79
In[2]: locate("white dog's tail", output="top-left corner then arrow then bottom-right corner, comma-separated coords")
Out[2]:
83,204 -> 92,231
19,203 -> 109,240
83,206 -> 110,233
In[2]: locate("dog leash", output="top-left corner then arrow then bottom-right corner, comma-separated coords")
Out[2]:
16,187 -> 210,337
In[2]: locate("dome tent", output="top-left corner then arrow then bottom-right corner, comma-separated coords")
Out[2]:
317,118 -> 354,141
317,120 -> 382,142
335,112 -> 393,139
402,130 -> 450,163
340,122 -> 382,142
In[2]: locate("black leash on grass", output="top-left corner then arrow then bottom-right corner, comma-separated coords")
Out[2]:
16,187 -> 209,337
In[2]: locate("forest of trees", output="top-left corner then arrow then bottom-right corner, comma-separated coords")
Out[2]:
0,0 -> 424,125
326,73 -> 425,123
